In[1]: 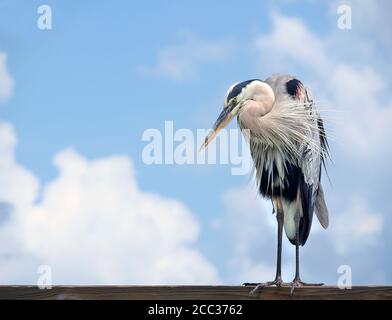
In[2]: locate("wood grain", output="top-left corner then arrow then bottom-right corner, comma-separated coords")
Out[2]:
0,285 -> 391,300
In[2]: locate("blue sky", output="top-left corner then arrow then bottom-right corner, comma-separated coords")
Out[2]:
0,0 -> 391,285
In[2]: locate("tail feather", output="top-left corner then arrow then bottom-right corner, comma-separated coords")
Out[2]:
315,184 -> 329,229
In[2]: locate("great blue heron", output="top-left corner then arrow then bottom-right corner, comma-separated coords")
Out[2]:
202,75 -> 329,294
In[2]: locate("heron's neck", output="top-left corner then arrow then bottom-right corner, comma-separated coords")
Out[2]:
238,101 -> 275,136
238,103 -> 302,161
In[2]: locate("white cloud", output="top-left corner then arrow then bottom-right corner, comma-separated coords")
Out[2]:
0,122 -> 219,284
0,123 -> 42,284
328,64 -> 392,154
0,53 -> 14,103
256,13 -> 330,74
0,123 -> 38,210
331,197 -> 383,255
140,32 -> 232,81
229,258 -> 276,284
222,185 -> 275,257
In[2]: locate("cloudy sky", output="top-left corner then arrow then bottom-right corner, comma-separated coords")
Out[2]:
0,0 -> 391,285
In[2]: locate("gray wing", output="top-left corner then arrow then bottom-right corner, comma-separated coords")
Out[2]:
314,116 -> 329,228
301,111 -> 329,230
301,85 -> 329,229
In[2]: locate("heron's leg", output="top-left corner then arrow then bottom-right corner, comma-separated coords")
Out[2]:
290,192 -> 323,295
290,210 -> 302,293
246,197 -> 290,295
274,200 -> 284,282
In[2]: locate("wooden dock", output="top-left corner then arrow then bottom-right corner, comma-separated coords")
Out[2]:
0,285 -> 391,300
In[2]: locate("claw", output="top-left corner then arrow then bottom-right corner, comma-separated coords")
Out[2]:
290,279 -> 324,295
290,280 -> 300,295
247,278 -> 285,295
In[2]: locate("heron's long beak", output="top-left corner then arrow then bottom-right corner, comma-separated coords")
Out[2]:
200,103 -> 238,150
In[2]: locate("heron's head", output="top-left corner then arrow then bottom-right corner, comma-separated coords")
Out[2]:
201,79 -> 275,149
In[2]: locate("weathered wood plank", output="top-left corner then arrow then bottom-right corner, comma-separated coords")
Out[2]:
0,285 -> 391,300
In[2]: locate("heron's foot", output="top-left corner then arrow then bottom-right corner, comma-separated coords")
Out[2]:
246,277 -> 288,295
289,278 -> 324,295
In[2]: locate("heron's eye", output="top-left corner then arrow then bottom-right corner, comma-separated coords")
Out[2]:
225,97 -> 236,108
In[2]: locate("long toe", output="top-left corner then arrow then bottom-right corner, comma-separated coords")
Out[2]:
299,281 -> 324,286
290,280 -> 301,295
290,280 -> 324,295
249,278 -> 284,295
